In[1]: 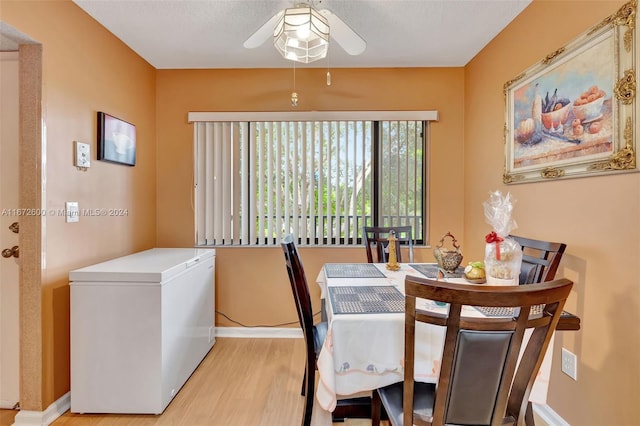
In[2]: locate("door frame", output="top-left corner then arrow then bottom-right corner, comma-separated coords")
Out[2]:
16,44 -> 44,412
0,50 -> 20,409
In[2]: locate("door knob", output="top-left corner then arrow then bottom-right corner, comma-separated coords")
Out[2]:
9,222 -> 19,233
2,246 -> 19,258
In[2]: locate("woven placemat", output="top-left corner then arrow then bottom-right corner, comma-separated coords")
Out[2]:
474,305 -> 544,318
409,264 -> 465,278
324,263 -> 386,278
329,286 -> 404,314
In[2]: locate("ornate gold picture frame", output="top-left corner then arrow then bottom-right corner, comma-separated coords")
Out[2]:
504,1 -> 637,184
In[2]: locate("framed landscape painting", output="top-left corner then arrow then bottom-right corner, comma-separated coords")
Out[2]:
503,1 -> 637,184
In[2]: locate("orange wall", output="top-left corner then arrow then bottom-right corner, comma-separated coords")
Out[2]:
3,0 -> 157,408
464,1 -> 639,424
155,67 -> 466,327
4,0 -> 638,423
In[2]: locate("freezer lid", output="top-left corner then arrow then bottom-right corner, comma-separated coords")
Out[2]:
69,248 -> 215,283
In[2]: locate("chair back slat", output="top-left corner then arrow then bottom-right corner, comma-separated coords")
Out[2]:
363,226 -> 414,263
510,235 -> 567,284
403,275 -> 572,426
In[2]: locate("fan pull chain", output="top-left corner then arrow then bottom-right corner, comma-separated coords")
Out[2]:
326,49 -> 332,86
291,62 -> 298,107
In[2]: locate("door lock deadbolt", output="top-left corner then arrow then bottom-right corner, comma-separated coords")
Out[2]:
2,246 -> 19,258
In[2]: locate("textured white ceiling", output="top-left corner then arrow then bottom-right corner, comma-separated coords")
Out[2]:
0,21 -> 37,51
72,0 -> 532,69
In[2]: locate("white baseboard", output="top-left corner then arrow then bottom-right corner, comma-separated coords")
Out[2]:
215,326 -> 302,339
533,403 -> 570,426
0,401 -> 18,410
12,392 -> 69,426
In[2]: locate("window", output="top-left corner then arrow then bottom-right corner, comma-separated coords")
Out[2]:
190,111 -> 436,246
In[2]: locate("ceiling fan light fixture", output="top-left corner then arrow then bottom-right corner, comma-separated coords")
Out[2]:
274,4 -> 329,64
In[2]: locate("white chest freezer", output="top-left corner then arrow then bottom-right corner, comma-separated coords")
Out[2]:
70,248 -> 215,414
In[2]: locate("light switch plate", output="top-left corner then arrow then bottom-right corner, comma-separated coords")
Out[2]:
75,141 -> 90,168
66,202 -> 79,223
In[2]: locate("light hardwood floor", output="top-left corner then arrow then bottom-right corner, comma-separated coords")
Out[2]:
0,338 -> 359,426
1,337 -> 547,426
0,409 -> 17,426
54,338 -> 309,425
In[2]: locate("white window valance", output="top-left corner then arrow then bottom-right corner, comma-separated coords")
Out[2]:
188,110 -> 438,123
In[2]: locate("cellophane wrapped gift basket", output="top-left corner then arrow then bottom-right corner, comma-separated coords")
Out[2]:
483,191 -> 522,285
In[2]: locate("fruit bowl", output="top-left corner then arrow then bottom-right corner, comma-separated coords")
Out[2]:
541,103 -> 571,131
572,96 -> 605,122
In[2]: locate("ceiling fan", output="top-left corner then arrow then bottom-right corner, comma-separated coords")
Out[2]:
243,1 -> 367,61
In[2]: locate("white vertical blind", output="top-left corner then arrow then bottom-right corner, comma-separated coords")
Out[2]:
292,124 -> 300,241
194,122 -> 246,245
245,123 -> 254,244
317,123 -> 326,246
194,119 -> 425,246
266,122 -> 274,241
378,120 -> 423,230
309,124 -> 317,242
256,122 -> 265,241
300,123 -> 308,241
232,122 -> 242,242
275,123 -> 283,241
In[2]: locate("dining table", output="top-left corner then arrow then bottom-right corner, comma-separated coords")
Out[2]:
313,262 -> 576,414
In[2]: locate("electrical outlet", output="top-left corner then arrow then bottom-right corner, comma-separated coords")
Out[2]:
75,141 -> 90,168
561,347 -> 577,380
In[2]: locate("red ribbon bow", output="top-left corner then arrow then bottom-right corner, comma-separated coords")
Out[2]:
485,231 -> 504,260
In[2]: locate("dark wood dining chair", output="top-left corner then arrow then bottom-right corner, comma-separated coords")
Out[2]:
364,226 -> 414,263
510,235 -> 567,284
372,275 -> 573,426
281,234 -> 327,426
510,235 -> 573,422
281,234 -> 371,425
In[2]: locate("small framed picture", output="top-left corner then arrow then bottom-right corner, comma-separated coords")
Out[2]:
97,112 -> 136,166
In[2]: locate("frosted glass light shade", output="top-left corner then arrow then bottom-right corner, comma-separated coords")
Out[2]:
274,5 -> 329,64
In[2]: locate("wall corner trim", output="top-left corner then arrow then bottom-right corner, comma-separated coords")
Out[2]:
12,391 -> 69,425
532,402 -> 570,426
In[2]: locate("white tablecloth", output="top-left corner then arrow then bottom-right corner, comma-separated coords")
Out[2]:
314,263 -> 554,412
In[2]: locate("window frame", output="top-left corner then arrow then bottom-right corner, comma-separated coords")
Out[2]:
189,111 -> 438,247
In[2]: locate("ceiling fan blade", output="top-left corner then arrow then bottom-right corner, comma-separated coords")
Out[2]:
320,9 -> 366,56
243,10 -> 284,49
